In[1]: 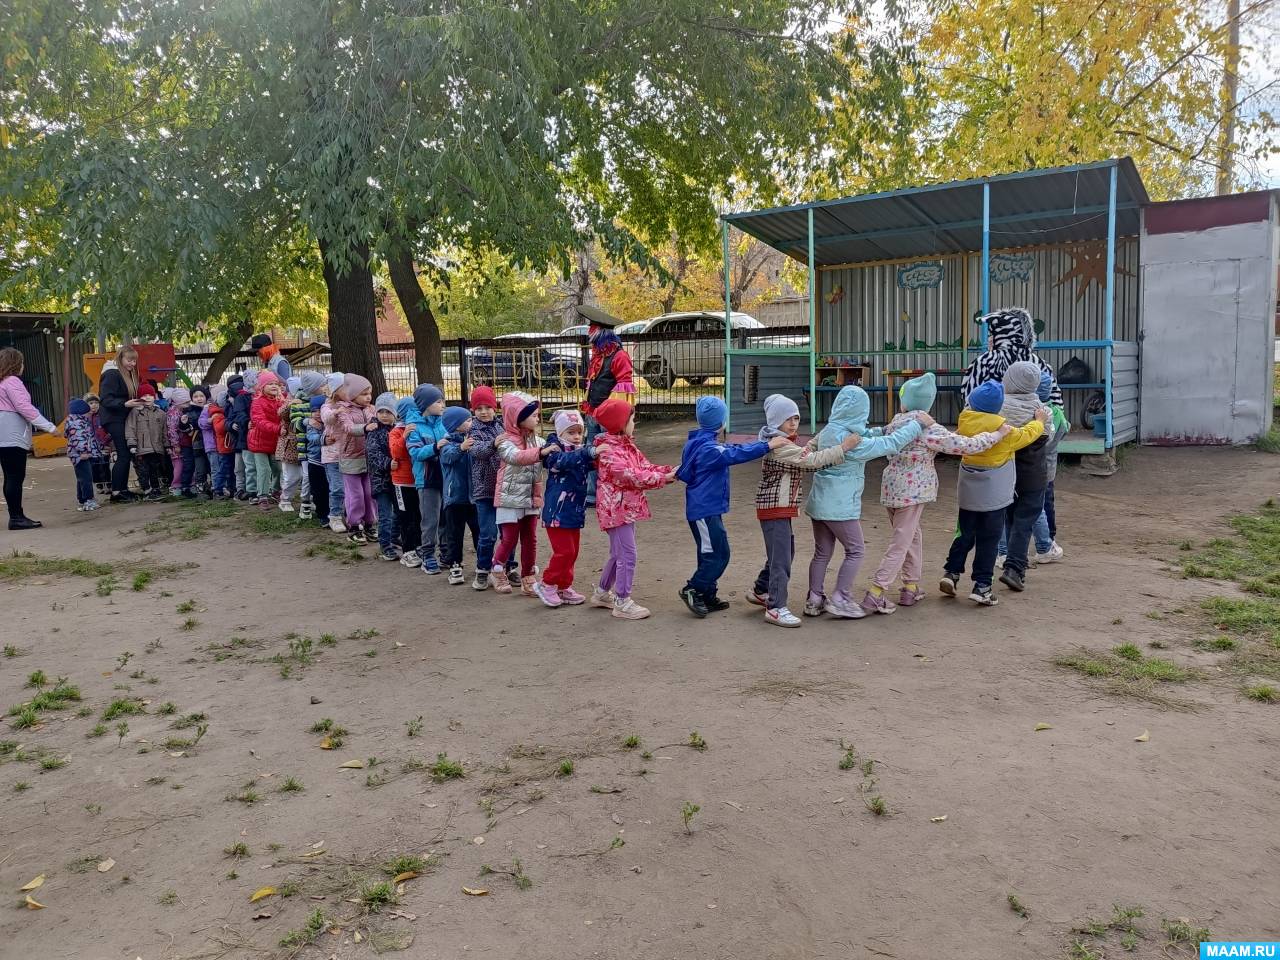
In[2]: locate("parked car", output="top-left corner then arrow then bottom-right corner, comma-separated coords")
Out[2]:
616,320 -> 650,336
631,312 -> 807,389
559,324 -> 589,338
466,333 -> 586,388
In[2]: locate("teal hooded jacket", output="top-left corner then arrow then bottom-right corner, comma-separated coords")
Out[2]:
805,386 -> 923,521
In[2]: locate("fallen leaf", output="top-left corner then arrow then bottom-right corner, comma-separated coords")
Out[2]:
387,908 -> 418,921
352,931 -> 363,944
310,840 -> 325,849
1034,722 -> 1053,731
319,736 -> 334,750
392,871 -> 419,883
19,875 -> 44,891
472,836 -> 484,845
97,858 -> 115,873
301,849 -> 326,858
930,815 -> 948,823
395,883 -> 406,896
394,641 -> 404,649
1135,730 -> 1150,742
249,887 -> 275,903
24,895 -> 44,910
251,911 -> 273,920
338,759 -> 364,769
462,886 -> 489,896
168,751 -> 186,758
832,797 -> 846,804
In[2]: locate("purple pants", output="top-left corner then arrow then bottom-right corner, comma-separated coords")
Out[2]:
599,523 -> 638,599
341,471 -> 376,527
807,518 -> 865,604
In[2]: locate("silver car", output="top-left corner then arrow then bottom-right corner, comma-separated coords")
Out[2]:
633,312 -> 806,389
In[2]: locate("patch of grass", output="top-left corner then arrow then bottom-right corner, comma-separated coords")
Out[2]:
95,575 -> 118,596
318,633 -> 337,646
279,776 -> 304,792
405,715 -> 423,738
1161,917 -> 1210,948
39,755 -> 67,771
1068,942 -> 1102,960
87,723 -> 108,738
26,669 -> 47,688
556,758 -> 575,777
357,880 -> 398,913
429,753 -> 464,782
1056,650 -> 1193,687
227,785 -> 261,805
622,734 -> 640,749
309,717 -> 334,732
1113,643 -> 1143,662
157,702 -> 177,715
479,859 -> 532,890
14,781 -> 30,792
1244,683 -> 1278,702
1007,893 -> 1029,919
1195,635 -> 1238,652
687,730 -> 707,751
1202,596 -> 1280,643
838,742 -> 856,770
11,706 -> 38,729
347,628 -> 380,640
163,723 -> 208,751
179,617 -> 199,632
157,889 -> 178,906
382,854 -> 428,877
864,795 -> 888,816
131,571 -> 153,591
3,645 -> 18,657
172,711 -> 207,729
224,841 -> 251,859
176,599 -> 197,614
0,550 -> 113,580
681,800 -> 701,834
1256,424 -> 1280,454
102,698 -> 145,721
279,908 -> 328,948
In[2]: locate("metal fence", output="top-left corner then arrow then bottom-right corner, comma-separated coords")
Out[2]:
175,326 -> 810,414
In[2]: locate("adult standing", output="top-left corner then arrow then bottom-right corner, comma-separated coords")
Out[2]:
251,333 -> 292,382
0,347 -> 58,529
98,344 -> 145,502
960,307 -> 1062,405
578,305 -> 634,505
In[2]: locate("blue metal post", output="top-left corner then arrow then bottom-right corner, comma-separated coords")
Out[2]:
807,207 -> 817,434
980,182 -> 990,347
1104,163 -> 1117,449
723,219 -> 732,431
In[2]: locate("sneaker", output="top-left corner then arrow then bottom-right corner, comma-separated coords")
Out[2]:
520,575 -> 538,598
278,500 -> 294,512
824,596 -> 866,619
969,584 -> 999,606
612,596 -> 650,620
145,490 -> 164,503
448,564 -> 465,586
534,581 -> 563,608
258,497 -> 274,512
379,548 -> 400,561
898,585 -> 925,607
999,568 -> 1025,592
491,568 -> 512,594
803,593 -> 826,617
472,570 -> 490,591
745,588 -> 769,607
235,490 -> 250,501
679,586 -> 708,619
590,586 -> 616,609
399,550 -> 422,569
329,516 -> 347,534
87,499 -> 101,511
77,503 -> 90,512
348,527 -> 368,544
558,587 -> 586,605
422,557 -> 441,575
705,596 -> 731,612
995,554 -> 1006,569
297,501 -> 313,520
1034,542 -> 1064,564
938,574 -> 958,597
183,490 -> 198,500
765,607 -> 802,628
860,590 -> 897,615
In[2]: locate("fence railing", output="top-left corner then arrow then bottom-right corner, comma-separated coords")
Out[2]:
175,326 -> 810,413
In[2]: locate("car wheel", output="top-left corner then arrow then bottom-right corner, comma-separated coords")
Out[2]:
684,377 -> 707,386
643,360 -> 675,391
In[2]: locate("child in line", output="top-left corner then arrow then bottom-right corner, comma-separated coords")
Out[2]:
676,396 -> 782,618
367,391 -> 400,560
535,409 -> 596,608
317,372 -> 347,529
439,405 -> 480,585
860,373 -> 1009,615
466,386 -> 503,590
331,374 -> 377,543
389,398 -> 423,567
248,371 -> 286,510
1030,370 -> 1066,563
127,383 -> 171,500
804,385 -> 927,619
208,386 -> 235,498
406,383 -> 448,574
197,385 -> 222,498
84,393 -> 112,499
305,393 -> 331,528
178,385 -> 211,498
224,375 -> 247,498
940,381 -> 1047,606
997,361 -> 1055,593
491,391 -> 550,596
591,399 -> 676,620
749,394 -> 862,628
280,372 -> 322,514
65,396 -> 103,511
163,385 -> 188,496
275,376 -> 302,512
238,370 -> 260,499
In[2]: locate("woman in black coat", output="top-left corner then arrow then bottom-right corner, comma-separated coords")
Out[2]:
98,345 -> 146,501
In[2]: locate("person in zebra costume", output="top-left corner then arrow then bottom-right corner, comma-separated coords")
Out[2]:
960,308 -> 1062,406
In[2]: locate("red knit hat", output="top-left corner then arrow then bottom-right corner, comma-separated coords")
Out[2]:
469,385 -> 497,409
137,382 -> 157,399
593,398 -> 632,435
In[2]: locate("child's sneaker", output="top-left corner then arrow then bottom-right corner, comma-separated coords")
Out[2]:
448,564 -> 465,586
969,584 -> 999,606
679,586 -> 708,618
399,550 -> 421,569
421,556 -> 441,575
705,596 -> 731,612
278,500 -> 294,512
77,503 -> 90,512
490,567 -> 512,594
88,499 -> 101,511
803,592 -> 826,617
612,597 -> 650,620
520,575 -> 538,598
898,585 -> 925,607
379,547 -> 399,561
1034,542 -> 1064,564
348,526 -> 368,544
746,588 -> 769,607
764,607 -> 802,628
938,574 -> 958,597
258,497 -> 274,512
590,586 -> 616,609
860,590 -> 896,615
328,516 -> 347,534
998,568 -> 1025,592
145,490 -> 165,503
824,596 -> 866,619
472,569 -> 490,591
558,587 -> 586,605
297,500 -> 314,520
534,581 -> 563,608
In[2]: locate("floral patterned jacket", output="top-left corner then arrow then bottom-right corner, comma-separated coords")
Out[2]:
879,415 -> 1004,508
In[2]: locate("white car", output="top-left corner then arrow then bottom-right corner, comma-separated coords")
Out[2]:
632,311 -> 806,389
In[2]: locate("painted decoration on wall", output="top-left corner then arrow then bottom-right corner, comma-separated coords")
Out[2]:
896,261 -> 944,289
1054,241 -> 1135,302
826,284 -> 844,305
989,253 -> 1035,284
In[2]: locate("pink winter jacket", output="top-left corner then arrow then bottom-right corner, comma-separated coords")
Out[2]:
0,375 -> 56,450
331,400 -> 373,466
593,432 -> 672,531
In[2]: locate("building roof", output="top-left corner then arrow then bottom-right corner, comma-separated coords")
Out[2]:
723,158 -> 1148,267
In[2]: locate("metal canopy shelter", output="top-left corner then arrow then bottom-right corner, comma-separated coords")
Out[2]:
719,158 -> 1149,443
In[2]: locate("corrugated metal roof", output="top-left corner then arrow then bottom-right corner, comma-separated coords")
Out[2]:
725,158 -> 1148,266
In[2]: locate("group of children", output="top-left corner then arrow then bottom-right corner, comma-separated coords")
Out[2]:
64,355 -> 1066,623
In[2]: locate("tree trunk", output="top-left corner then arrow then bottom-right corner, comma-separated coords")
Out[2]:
320,238 -> 386,395
205,318 -> 255,383
386,247 -> 442,385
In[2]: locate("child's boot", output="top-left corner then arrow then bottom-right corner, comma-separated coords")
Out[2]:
520,575 -> 538,598
471,568 -> 489,590
860,587 -> 896,615
534,580 -> 563,608
491,567 -> 512,594
612,596 -> 650,620
448,563 -> 465,586
590,586 -> 616,609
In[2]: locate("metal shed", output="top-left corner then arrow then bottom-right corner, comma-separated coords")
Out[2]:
0,310 -> 92,427
720,158 -> 1149,454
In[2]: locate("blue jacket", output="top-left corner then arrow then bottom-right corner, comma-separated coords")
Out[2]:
438,430 -> 474,507
366,422 -> 394,497
541,432 -> 596,529
675,428 -> 769,521
229,385 -> 252,453
305,395 -> 325,463
805,386 -> 923,521
404,409 -> 447,489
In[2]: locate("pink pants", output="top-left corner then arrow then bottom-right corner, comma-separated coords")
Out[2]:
170,453 -> 183,489
341,471 -> 376,527
871,504 -> 926,589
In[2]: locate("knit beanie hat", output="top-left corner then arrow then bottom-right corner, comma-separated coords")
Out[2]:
211,384 -> 228,405
340,373 -> 371,401
324,372 -> 344,395
167,386 -> 191,406
242,369 -> 259,391
899,372 -> 937,412
517,399 -> 540,427
594,398 -> 632,435
442,406 -> 471,433
695,395 -> 727,431
250,334 -> 273,351
299,370 -> 326,397
286,376 -> 301,396
553,410 -> 583,436
190,383 -> 210,401
68,397 -> 90,416
373,391 -> 397,415
1036,370 -> 1054,402
413,383 -> 444,413
968,380 -> 1004,414
1003,360 -> 1041,395
256,371 -> 282,394
137,382 -> 157,399
469,384 -> 497,410
395,397 -> 416,424
762,394 -> 799,432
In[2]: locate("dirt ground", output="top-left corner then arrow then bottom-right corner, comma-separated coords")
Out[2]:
2,424 -> 1279,960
